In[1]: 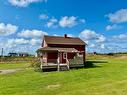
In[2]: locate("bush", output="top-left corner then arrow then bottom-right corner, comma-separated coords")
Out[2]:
30,59 -> 42,72
107,53 -> 114,56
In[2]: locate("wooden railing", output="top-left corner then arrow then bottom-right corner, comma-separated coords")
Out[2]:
66,58 -> 70,70
69,56 -> 83,64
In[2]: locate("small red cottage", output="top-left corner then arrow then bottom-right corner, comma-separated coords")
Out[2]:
37,34 -> 86,70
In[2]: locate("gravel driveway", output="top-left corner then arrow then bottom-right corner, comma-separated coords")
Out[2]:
0,69 -> 22,74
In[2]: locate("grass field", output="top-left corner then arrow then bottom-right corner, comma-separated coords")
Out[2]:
0,54 -> 127,95
0,62 -> 29,70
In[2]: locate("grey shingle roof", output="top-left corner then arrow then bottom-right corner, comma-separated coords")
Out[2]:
44,35 -> 86,45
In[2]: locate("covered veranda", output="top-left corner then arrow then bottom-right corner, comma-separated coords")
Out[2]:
37,47 -> 85,71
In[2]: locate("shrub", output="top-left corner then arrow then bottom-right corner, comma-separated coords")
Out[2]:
107,53 -> 114,56
30,58 -> 42,72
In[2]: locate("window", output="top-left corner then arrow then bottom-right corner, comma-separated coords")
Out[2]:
79,53 -> 82,55
78,52 -> 83,57
63,53 -> 67,59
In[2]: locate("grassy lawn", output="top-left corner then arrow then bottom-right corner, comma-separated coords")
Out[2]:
0,62 -> 30,70
0,56 -> 127,95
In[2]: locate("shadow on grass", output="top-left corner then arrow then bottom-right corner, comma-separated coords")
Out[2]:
85,60 -> 108,68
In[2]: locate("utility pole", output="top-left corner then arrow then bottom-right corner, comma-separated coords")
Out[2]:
1,48 -> 3,62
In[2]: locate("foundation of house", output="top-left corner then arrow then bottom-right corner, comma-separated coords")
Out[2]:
41,63 -> 84,71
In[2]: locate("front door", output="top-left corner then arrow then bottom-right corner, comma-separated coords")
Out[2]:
59,52 -> 67,63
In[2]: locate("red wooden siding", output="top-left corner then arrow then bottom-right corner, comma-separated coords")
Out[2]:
67,53 -> 76,59
47,52 -> 58,63
47,52 -> 77,63
46,44 -> 85,63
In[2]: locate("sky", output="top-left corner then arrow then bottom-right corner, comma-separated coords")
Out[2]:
0,0 -> 127,55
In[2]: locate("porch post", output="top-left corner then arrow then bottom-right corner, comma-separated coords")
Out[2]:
83,46 -> 86,67
57,52 -> 60,71
38,52 -> 43,69
66,58 -> 70,70
65,52 -> 69,70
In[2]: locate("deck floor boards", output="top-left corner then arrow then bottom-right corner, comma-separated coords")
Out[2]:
42,63 -> 84,70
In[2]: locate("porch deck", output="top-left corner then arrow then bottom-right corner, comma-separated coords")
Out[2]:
41,63 -> 84,70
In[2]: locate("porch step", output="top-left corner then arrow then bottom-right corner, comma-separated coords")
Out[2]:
60,66 -> 69,71
59,64 -> 69,71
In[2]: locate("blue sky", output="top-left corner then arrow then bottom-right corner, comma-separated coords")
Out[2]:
0,0 -> 127,55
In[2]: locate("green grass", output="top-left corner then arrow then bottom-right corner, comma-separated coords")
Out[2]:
1,56 -> 127,95
1,56 -> 35,62
0,62 -> 30,70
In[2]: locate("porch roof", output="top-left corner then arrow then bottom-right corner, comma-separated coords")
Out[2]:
37,47 -> 79,53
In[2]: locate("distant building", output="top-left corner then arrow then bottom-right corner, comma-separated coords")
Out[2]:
8,53 -> 18,57
8,52 -> 29,57
18,52 -> 29,57
93,52 -> 97,55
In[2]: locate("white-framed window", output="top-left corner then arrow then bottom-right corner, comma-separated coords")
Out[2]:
77,52 -> 83,57
63,53 -> 67,59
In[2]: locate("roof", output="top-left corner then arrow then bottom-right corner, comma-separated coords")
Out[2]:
44,35 -> 86,45
37,47 -> 79,53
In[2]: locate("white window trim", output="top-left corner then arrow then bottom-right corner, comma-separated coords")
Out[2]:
63,53 -> 67,59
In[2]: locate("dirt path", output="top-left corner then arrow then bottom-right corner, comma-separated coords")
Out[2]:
0,69 -> 22,75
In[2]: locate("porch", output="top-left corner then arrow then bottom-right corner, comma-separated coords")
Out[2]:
40,63 -> 84,71
37,47 -> 85,71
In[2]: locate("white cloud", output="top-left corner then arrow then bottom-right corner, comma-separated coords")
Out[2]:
100,44 -> 105,49
44,16 -> 85,28
107,9 -> 127,23
112,33 -> 127,41
14,39 -> 29,44
8,0 -> 47,7
30,39 -> 41,45
46,18 -> 58,28
0,23 -> 18,36
59,16 -> 77,28
18,29 -> 48,38
79,29 -> 106,43
0,37 -> 42,55
88,44 -> 105,49
0,38 -> 41,55
39,14 -> 49,20
96,35 -> 106,43
106,24 -> 122,31
53,34 -> 73,37
6,38 -> 41,47
7,38 -> 29,46
89,44 -> 96,48
53,34 -> 60,36
79,29 -> 98,40
67,34 -> 74,37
